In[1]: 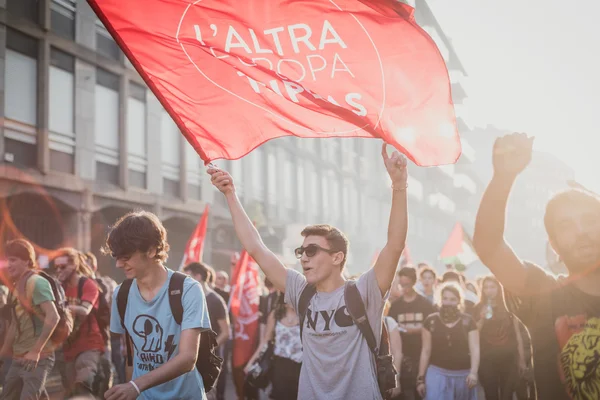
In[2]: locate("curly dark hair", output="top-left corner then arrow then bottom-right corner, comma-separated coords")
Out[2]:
101,211 -> 169,262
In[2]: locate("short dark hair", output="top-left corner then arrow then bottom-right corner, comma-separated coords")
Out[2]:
397,266 -> 417,284
184,262 -> 211,283
301,224 -> 348,268
544,189 -> 600,242
419,266 -> 437,280
442,270 -> 465,285
5,239 -> 36,269
101,211 -> 169,262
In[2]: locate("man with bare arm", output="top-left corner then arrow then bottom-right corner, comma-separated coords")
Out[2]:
473,132 -> 600,400
208,143 -> 408,400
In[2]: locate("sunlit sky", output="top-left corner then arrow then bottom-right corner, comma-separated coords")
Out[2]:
428,0 -> 600,191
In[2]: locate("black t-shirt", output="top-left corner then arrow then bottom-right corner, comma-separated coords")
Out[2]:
510,263 -> 600,400
214,287 -> 230,305
424,313 -> 477,371
388,294 -> 435,360
259,291 -> 280,325
206,290 -> 228,337
473,305 -> 518,357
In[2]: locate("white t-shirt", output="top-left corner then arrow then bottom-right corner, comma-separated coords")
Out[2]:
285,268 -> 388,400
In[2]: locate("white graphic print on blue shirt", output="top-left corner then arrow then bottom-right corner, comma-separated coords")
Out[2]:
110,269 -> 211,400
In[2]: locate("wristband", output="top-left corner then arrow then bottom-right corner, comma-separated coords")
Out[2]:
391,183 -> 408,192
129,381 -> 141,395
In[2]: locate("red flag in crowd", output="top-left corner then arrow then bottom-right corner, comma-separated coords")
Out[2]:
88,0 -> 460,166
400,245 -> 413,267
439,223 -> 478,269
229,250 -> 260,368
180,204 -> 210,269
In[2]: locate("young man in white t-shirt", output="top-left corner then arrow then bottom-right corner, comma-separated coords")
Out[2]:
208,143 -> 408,400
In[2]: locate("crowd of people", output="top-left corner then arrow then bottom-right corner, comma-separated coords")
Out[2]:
0,133 -> 598,400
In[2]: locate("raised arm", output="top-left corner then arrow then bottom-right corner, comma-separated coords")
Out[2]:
473,133 -> 533,296
374,143 -> 408,295
208,167 -> 287,292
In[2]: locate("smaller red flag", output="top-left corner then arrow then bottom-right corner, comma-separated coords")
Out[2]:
439,223 -> 478,267
230,250 -> 260,368
400,245 -> 413,267
180,204 -> 210,269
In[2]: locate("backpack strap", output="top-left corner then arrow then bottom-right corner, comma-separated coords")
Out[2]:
117,278 -> 134,367
169,272 -> 187,326
77,276 -> 87,300
344,281 -> 379,356
297,284 -> 316,343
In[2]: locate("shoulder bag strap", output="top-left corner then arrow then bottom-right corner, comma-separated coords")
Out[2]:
344,281 -> 379,356
117,278 -> 134,367
169,272 -> 186,326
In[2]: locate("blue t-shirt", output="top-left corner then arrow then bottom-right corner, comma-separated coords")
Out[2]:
110,269 -> 211,400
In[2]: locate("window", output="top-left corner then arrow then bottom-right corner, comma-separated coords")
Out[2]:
330,174 -> 340,222
307,163 -> 319,220
297,163 -> 305,212
5,30 -> 37,127
4,29 -> 38,168
267,152 -> 277,205
251,148 -> 264,201
283,158 -> 293,206
127,82 -> 147,188
7,0 -> 39,22
95,68 -> 119,183
49,48 -> 75,173
321,173 -> 330,219
51,0 -> 76,40
161,110 -> 180,197
96,19 -> 120,60
349,183 -> 358,231
185,140 -> 202,200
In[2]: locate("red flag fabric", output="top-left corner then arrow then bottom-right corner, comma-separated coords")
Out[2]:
88,0 -> 460,166
180,204 -> 209,269
229,250 -> 260,368
439,223 -> 478,266
400,245 -> 413,267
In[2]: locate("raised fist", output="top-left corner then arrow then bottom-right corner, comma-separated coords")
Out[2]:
492,132 -> 534,178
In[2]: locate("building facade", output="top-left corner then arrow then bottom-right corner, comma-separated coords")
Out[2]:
0,0 -> 481,279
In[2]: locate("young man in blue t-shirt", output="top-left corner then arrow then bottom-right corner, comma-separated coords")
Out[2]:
102,211 -> 211,400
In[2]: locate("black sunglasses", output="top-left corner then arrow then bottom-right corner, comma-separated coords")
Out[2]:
294,244 -> 337,259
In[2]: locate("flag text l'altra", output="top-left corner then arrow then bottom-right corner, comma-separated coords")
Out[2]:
88,0 -> 461,166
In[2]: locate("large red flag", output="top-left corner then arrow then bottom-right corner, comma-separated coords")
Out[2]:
88,0 -> 460,166
229,250 -> 260,368
180,204 -> 209,269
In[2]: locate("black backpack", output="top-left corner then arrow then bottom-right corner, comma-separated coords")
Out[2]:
11,270 -> 74,345
77,276 -> 111,344
298,280 -> 398,399
117,271 -> 223,392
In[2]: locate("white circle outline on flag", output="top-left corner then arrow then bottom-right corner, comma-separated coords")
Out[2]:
176,0 -> 386,135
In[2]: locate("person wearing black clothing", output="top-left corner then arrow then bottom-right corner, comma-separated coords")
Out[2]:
475,276 -> 527,400
388,267 -> 435,400
474,132 -> 600,400
417,282 -> 480,400
184,262 -> 230,400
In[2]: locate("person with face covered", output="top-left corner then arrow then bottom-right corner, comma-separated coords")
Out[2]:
208,143 -> 408,400
416,282 -> 480,400
473,132 -> 600,400
474,276 -> 527,400
54,248 -> 105,396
